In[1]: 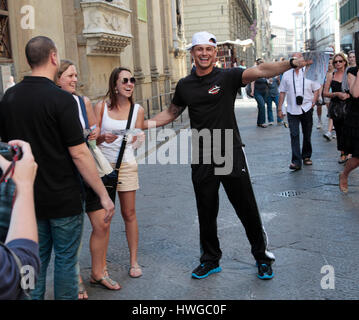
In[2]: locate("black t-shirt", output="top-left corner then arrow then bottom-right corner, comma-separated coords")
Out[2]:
0,77 -> 84,219
172,67 -> 247,177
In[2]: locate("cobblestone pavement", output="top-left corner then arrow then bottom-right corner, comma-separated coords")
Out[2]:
45,99 -> 359,300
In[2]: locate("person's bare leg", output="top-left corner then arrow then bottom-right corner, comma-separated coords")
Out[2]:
88,209 -> 120,289
118,190 -> 142,277
317,105 -> 322,128
340,157 -> 359,193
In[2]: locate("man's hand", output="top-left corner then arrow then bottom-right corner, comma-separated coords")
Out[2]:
100,193 -> 115,223
278,110 -> 285,120
292,57 -> 313,69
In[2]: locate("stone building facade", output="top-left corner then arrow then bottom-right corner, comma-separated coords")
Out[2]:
182,0 -> 256,68
308,0 -> 340,52
254,0 -> 272,61
1,0 -> 187,111
271,25 -> 294,60
339,0 -> 359,53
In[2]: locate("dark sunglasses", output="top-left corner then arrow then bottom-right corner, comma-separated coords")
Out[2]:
122,77 -> 136,84
333,60 -> 343,64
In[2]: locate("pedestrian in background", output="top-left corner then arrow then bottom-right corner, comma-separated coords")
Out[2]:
323,53 -> 351,164
251,58 -> 272,128
323,58 -> 336,140
278,53 -> 321,171
266,75 -> 282,125
348,50 -> 356,68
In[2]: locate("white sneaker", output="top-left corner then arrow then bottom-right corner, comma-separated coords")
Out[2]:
323,131 -> 332,141
317,122 -> 322,129
332,132 -> 336,139
268,122 -> 274,126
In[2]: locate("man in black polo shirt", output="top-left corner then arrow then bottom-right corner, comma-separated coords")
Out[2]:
0,36 -> 114,299
144,31 -> 311,280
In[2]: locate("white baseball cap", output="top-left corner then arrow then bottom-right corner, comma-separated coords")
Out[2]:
189,31 -> 217,50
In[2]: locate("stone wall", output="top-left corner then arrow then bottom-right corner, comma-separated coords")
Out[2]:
7,0 -> 187,113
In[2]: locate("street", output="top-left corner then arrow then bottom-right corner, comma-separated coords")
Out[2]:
45,99 -> 359,300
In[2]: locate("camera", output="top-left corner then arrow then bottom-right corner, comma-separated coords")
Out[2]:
0,142 -> 23,162
296,96 -> 304,105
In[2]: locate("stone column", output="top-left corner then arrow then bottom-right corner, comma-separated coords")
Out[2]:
130,0 -> 145,103
159,0 -> 172,105
146,0 -> 160,111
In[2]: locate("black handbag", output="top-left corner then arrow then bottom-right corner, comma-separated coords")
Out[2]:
101,103 -> 135,189
329,99 -> 348,121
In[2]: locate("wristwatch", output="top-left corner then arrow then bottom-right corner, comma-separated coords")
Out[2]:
289,57 -> 297,68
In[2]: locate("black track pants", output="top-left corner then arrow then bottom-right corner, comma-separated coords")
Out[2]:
191,151 -> 275,265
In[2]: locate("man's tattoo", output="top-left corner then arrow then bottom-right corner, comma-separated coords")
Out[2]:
168,104 -> 186,118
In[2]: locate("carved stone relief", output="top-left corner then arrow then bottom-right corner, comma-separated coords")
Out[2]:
80,0 -> 133,56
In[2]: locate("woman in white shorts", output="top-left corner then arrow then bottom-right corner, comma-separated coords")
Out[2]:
96,67 -> 144,278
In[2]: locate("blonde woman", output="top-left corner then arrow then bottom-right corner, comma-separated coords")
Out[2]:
323,53 -> 351,163
57,60 -> 120,299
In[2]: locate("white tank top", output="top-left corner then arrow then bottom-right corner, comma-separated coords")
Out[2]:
99,103 -> 140,163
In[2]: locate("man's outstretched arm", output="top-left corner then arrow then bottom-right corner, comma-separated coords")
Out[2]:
143,103 -> 186,129
242,59 -> 312,85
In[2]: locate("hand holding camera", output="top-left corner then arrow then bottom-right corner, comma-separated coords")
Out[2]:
0,141 -> 37,189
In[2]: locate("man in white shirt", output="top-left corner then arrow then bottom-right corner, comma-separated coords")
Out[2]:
278,53 -> 321,171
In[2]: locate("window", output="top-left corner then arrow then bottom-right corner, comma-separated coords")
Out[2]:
0,0 -> 11,60
340,0 -> 358,25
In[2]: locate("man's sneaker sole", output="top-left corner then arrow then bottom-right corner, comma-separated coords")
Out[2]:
191,266 -> 222,279
256,263 -> 274,280
257,272 -> 274,280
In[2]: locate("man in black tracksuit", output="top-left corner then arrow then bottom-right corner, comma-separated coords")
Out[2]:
144,31 -> 311,280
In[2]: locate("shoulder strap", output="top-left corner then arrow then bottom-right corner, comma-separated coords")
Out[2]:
99,100 -> 106,130
114,104 -> 135,170
78,96 -> 90,129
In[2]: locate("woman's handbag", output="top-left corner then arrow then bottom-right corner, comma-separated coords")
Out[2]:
329,99 -> 348,121
98,101 -> 135,189
78,96 -> 114,179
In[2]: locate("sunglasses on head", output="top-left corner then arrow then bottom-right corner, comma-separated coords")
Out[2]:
334,60 -> 343,64
122,77 -> 136,84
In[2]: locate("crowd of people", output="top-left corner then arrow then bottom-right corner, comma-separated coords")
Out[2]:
0,31 -> 357,300
245,49 -> 358,181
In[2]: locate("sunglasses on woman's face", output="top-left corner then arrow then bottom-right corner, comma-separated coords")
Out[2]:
334,60 -> 343,64
122,77 -> 136,84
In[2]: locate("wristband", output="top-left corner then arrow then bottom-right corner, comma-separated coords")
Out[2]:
289,57 -> 297,68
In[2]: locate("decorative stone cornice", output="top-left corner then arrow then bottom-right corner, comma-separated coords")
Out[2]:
80,0 -> 133,56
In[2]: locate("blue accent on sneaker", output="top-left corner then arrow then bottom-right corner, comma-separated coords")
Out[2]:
257,263 -> 274,280
191,265 -> 222,279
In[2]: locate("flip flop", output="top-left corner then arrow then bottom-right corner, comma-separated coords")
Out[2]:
90,275 -> 121,290
129,265 -> 143,278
